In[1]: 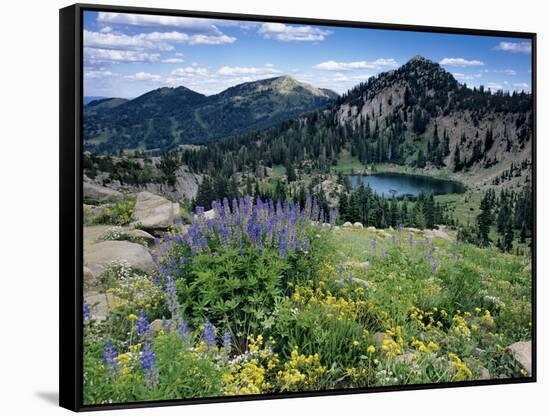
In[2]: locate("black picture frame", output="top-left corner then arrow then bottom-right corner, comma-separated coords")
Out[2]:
60,3 -> 537,412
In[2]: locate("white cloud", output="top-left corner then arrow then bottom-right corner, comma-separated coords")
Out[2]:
313,58 -> 398,71
162,57 -> 185,63
84,69 -> 115,79
439,58 -> 484,67
495,69 -> 517,76
84,48 -> 160,64
84,29 -> 235,53
171,66 -> 209,76
98,12 -> 226,31
217,65 -> 281,76
84,30 -> 174,51
95,13 -> 236,45
453,72 -> 474,81
186,33 -> 236,45
125,72 -> 162,81
258,23 -> 331,41
495,41 -> 531,54
513,82 -> 529,90
99,26 -> 112,33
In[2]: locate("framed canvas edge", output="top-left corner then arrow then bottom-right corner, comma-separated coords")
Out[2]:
59,3 -> 537,412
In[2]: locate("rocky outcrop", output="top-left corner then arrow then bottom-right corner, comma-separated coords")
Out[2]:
131,192 -> 179,229
85,292 -> 120,321
343,260 -> 370,271
83,266 -> 96,288
84,240 -> 155,277
83,182 -> 123,203
313,179 -> 344,208
139,168 -> 202,201
505,340 -> 532,376
126,229 -> 156,245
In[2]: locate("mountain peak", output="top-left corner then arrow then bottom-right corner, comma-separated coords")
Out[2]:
221,75 -> 336,99
408,55 -> 431,64
265,75 -> 337,98
403,55 -> 441,71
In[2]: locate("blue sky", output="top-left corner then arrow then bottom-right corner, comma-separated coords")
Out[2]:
83,11 -> 532,98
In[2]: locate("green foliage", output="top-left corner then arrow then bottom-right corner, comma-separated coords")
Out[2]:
174,247 -> 289,350
83,333 -> 225,405
272,297 -> 370,368
94,199 -> 136,226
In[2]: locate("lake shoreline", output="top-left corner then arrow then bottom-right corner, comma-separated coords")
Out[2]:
347,171 -> 467,198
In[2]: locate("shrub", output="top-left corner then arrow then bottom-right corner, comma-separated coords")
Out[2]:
83,333 -> 225,405
94,198 -> 136,225
157,195 -> 326,351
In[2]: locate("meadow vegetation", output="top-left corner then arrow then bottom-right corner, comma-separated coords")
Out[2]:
83,195 -> 531,405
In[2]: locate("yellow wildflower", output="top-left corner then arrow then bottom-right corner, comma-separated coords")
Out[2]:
427,341 -> 439,351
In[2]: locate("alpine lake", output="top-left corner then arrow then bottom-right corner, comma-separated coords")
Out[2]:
348,172 -> 466,199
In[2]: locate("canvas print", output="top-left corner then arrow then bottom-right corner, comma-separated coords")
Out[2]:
81,10 -> 533,406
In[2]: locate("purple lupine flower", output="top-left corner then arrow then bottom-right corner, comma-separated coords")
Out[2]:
83,300 -> 91,322
161,194 -> 324,263
247,222 -> 262,247
371,238 -> 377,249
337,264 -> 345,276
391,234 -> 396,244
338,278 -> 345,288
291,233 -> 299,252
136,311 -> 149,339
141,342 -> 158,389
397,224 -> 402,235
164,276 -> 182,331
279,226 -> 289,257
103,341 -> 118,372
383,248 -> 388,260
202,319 -> 216,348
408,233 -> 413,247
348,272 -> 354,282
424,238 -> 430,246
178,319 -> 190,340
427,250 -> 433,263
222,330 -> 232,355
432,259 -> 438,273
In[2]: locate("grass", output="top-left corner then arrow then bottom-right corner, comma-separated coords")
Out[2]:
265,164 -> 288,191
328,226 -> 531,338
370,163 -> 455,181
332,150 -> 366,173
435,192 -> 481,226
271,164 -> 286,178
